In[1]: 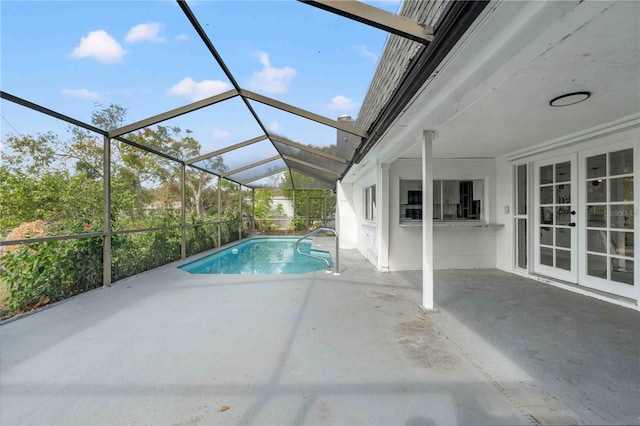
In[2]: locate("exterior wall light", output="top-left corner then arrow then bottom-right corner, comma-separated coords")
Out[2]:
549,92 -> 591,107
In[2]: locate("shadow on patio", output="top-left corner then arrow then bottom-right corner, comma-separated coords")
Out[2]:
1,249 -> 638,425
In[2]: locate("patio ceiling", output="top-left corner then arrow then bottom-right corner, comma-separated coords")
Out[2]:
1,0 -> 444,190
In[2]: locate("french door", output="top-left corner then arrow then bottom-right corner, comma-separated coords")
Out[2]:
530,142 -> 636,298
533,155 -> 578,282
579,142 -> 636,298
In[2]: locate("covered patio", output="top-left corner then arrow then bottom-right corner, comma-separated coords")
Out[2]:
2,1 -> 639,424
1,248 -> 638,424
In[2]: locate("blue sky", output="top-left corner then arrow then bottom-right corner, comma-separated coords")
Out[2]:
1,0 -> 400,165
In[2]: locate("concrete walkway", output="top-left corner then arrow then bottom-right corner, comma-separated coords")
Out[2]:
1,248 -> 638,425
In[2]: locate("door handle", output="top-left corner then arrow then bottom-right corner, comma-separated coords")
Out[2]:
570,211 -> 576,215
568,222 -> 576,227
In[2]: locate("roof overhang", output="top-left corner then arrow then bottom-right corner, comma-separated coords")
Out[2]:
344,0 -> 639,178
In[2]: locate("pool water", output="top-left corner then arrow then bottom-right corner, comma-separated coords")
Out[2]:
179,237 -> 334,275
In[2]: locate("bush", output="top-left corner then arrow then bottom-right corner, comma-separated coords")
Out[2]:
111,228 -> 181,282
293,216 -> 307,231
1,237 -> 103,312
186,224 -> 217,256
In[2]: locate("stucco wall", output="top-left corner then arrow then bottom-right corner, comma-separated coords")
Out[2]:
388,158 -> 499,271
336,181 -> 358,250
338,166 -> 378,263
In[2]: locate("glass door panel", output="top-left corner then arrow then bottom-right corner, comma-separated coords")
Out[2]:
534,155 -> 578,282
514,164 -> 528,270
580,145 -> 635,297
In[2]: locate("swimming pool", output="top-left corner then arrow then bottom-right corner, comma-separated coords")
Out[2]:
179,237 -> 334,275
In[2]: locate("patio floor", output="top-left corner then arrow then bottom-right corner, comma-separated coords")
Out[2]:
1,247 -> 638,425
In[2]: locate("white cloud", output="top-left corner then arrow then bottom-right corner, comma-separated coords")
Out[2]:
71,30 -> 126,64
125,22 -> 165,44
248,51 -> 296,94
327,95 -> 358,111
167,77 -> 231,101
212,128 -> 231,139
175,34 -> 189,42
357,45 -> 378,62
61,88 -> 101,100
268,121 -> 280,133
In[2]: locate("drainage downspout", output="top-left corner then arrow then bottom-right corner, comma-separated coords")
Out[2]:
342,0 -> 490,177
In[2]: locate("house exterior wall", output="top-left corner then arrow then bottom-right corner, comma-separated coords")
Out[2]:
491,116 -> 639,309
338,165 -> 378,260
272,196 -> 294,217
344,167 -> 378,264
336,181 -> 358,250
495,117 -> 639,280
388,158 -> 498,271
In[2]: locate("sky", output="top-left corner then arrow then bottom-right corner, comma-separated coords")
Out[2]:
1,0 -> 401,169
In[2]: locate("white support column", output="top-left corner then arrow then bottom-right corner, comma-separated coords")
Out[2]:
422,130 -> 436,310
377,163 -> 391,272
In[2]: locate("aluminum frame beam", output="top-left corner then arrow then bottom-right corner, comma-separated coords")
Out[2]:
270,135 -> 348,164
283,155 -> 341,177
289,168 -> 336,186
1,91 -> 107,136
186,135 -> 268,165
242,167 -> 289,184
298,0 -> 433,44
177,0 -> 288,161
109,89 -> 239,138
241,89 -> 368,138
221,155 -> 281,178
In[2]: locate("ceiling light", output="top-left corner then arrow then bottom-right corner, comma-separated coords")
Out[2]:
549,92 -> 591,107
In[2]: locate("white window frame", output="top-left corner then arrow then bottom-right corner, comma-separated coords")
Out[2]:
364,184 -> 376,222
433,179 -> 485,222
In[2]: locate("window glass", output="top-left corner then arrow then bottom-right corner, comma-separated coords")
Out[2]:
364,185 -> 376,221
555,162 -> 571,183
587,154 -> 606,178
517,219 -> 527,269
433,181 -> 441,220
433,180 -> 483,221
609,149 -> 633,176
517,164 -> 527,215
610,177 -> 633,202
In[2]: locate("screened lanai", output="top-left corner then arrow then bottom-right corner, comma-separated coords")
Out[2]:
0,0 -> 439,316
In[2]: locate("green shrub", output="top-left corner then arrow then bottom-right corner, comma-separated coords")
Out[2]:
1,237 -> 103,312
186,224 -> 216,256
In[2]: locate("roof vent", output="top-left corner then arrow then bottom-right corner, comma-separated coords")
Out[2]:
337,114 -> 353,122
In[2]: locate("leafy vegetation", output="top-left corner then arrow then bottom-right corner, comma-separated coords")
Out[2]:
0,105 -> 336,317
0,104 -> 238,316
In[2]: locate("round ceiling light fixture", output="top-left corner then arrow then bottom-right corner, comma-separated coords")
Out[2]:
549,92 -> 591,107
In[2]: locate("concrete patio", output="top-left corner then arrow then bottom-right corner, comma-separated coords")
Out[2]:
1,248 -> 638,425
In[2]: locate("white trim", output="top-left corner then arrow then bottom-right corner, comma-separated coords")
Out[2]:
510,122 -> 638,303
577,140 -> 637,299
512,162 -> 529,273
377,163 -> 391,272
507,114 -> 640,161
422,131 -> 435,310
533,154 -> 578,283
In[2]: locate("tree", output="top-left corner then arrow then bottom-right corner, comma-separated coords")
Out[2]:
0,132 -> 103,235
280,171 -> 336,230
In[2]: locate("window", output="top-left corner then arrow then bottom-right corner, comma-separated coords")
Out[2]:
585,148 -> 634,285
515,164 -> 528,270
433,180 -> 484,221
364,185 -> 376,221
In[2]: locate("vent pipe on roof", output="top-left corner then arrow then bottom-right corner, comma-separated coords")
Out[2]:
344,0 -> 490,175
336,114 -> 356,160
